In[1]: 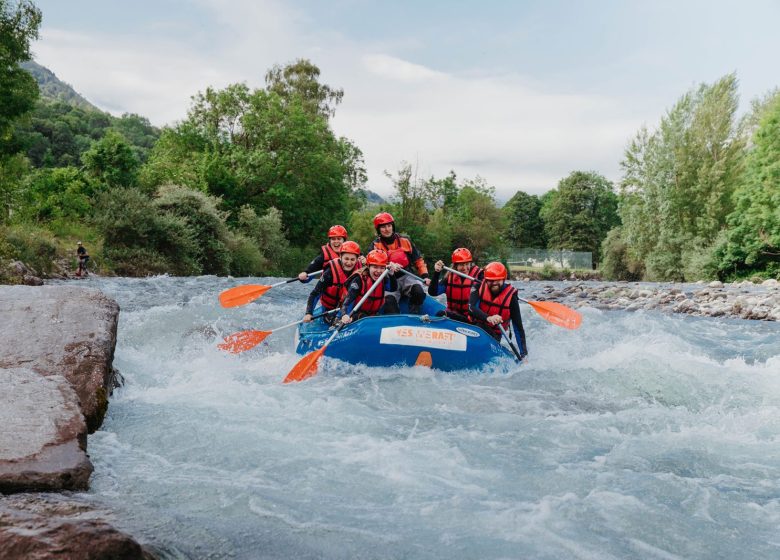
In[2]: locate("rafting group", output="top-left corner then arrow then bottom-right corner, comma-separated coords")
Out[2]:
218,212 -> 582,383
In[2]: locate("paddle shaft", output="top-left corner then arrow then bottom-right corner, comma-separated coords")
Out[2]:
271,308 -> 338,333
280,269 -> 323,287
322,269 -> 390,343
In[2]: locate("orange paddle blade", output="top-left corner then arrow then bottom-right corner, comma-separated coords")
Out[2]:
217,330 -> 271,353
219,284 -> 271,308
528,300 -> 582,330
283,345 -> 328,384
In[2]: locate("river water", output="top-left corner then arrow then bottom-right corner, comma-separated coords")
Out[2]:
77,275 -> 780,559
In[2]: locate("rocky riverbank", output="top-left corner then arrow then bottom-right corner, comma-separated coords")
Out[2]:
526,278 -> 780,321
0,285 -> 155,559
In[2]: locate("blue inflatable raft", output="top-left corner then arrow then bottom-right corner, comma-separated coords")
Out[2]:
296,296 -> 515,371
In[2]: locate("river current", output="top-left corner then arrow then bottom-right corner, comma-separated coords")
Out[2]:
74,275 -> 780,559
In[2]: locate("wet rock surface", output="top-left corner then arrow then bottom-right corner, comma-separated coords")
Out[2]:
0,285 -> 120,431
0,493 -> 155,560
527,278 -> 780,321
0,285 -> 155,559
0,368 -> 92,493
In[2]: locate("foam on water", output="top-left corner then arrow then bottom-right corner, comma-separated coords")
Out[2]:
73,276 -> 780,559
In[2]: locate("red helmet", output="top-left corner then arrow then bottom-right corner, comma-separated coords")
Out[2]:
451,248 -> 473,264
373,212 -> 395,229
339,241 -> 361,256
388,250 -> 409,268
328,225 -> 348,239
483,262 -> 507,281
366,249 -> 389,267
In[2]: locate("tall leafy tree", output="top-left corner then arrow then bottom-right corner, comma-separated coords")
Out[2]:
718,93 -> 780,278
0,0 -> 41,156
503,190 -> 546,248
541,171 -> 619,266
619,74 -> 745,280
265,58 -> 344,118
81,130 -> 139,189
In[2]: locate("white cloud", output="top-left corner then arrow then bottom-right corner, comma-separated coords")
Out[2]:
32,1 -> 644,199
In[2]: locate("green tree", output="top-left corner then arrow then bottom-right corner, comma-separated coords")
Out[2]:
541,171 -> 619,266
717,92 -> 780,279
0,153 -> 28,223
619,74 -> 745,280
81,130 -> 139,188
503,190 -> 546,248
0,0 -> 41,156
265,58 -> 344,118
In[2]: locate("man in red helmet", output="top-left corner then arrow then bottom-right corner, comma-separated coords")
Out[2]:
469,262 -> 527,357
298,225 -> 350,282
340,249 -> 400,324
428,247 -> 483,322
303,241 -> 362,325
371,212 -> 428,314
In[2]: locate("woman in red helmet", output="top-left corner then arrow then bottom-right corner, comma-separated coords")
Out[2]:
371,212 -> 428,313
428,247 -> 483,322
298,225 -> 350,282
340,249 -> 400,324
469,262 -> 527,356
303,241 -> 362,325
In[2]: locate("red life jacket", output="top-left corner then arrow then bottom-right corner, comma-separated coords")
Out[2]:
445,265 -> 481,315
373,235 -> 412,269
347,269 -> 385,316
477,281 -> 517,336
319,259 -> 352,310
321,243 -> 340,263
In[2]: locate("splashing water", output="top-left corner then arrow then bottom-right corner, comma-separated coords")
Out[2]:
73,276 -> 780,559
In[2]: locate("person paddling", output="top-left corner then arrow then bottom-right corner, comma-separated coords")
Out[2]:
429,247 -> 483,322
340,250 -> 399,324
303,241 -> 361,325
298,225 -> 349,282
371,212 -> 428,314
469,262 -> 527,357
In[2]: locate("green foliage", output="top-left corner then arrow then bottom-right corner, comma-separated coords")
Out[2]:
717,92 -> 780,279
14,100 -> 159,168
600,227 -> 644,281
0,153 -> 29,223
619,74 -> 745,280
235,205 -> 290,275
19,166 -> 92,222
265,58 -> 344,118
95,187 -> 200,276
82,130 -> 140,188
503,190 -> 546,248
0,0 -> 41,156
540,171 -> 619,266
154,185 -> 232,275
1,222 -> 57,275
144,63 -> 361,246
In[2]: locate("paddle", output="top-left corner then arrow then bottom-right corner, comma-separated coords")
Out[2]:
283,268 -> 390,384
218,309 -> 339,353
218,270 -> 323,308
441,265 -> 582,330
498,323 -> 525,362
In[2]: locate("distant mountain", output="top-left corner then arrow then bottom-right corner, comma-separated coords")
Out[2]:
365,190 -> 386,205
21,60 -> 101,112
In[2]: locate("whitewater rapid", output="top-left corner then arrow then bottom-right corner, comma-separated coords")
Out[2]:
73,276 -> 780,559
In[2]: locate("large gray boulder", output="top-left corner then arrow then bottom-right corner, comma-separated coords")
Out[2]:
0,285 -> 119,431
0,493 -> 155,559
0,368 -> 92,492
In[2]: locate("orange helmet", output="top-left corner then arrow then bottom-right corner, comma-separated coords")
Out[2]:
339,241 -> 361,256
366,249 -> 389,267
451,248 -> 472,264
373,212 -> 394,229
328,225 -> 348,239
483,262 -> 507,281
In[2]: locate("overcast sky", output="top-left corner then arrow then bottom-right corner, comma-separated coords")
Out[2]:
30,0 -> 780,200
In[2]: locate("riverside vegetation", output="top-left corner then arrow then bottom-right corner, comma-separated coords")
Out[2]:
1,0 -> 778,286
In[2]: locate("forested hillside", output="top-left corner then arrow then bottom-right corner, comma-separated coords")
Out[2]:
1,0 -> 778,283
